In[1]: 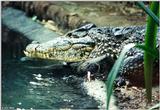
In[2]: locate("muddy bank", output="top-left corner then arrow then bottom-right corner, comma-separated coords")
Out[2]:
114,86 -> 159,109
58,2 -> 146,27
2,1 -> 146,33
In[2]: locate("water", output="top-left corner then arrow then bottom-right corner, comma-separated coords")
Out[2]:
2,17 -> 98,109
2,58 -> 99,109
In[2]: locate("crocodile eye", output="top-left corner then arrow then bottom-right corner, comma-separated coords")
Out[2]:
113,27 -> 123,38
115,28 -> 121,31
113,27 -> 123,32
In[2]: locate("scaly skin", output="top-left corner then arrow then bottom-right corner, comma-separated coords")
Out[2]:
24,36 -> 95,62
24,24 -> 146,62
24,24 -> 159,85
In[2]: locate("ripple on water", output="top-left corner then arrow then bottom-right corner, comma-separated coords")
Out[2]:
2,60 -> 99,109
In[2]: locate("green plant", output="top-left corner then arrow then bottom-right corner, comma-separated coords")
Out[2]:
106,43 -> 135,110
143,2 -> 159,103
137,1 -> 159,26
106,2 -> 159,110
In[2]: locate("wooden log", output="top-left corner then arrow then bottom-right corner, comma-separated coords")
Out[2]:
2,7 -> 60,43
2,1 -> 90,32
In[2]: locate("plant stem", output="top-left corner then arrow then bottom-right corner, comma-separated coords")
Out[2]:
144,2 -> 159,103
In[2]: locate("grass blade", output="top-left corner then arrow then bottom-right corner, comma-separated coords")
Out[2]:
106,43 -> 135,110
137,1 -> 159,25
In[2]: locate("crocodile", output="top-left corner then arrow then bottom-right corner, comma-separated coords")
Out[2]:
24,24 -> 159,86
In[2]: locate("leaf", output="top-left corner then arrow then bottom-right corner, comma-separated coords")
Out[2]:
136,44 -> 159,59
137,1 -> 159,26
106,43 -> 135,110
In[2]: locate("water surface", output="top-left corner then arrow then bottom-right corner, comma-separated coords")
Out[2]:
2,58 -> 98,109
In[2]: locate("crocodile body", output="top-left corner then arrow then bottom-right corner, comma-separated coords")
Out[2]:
24,24 -> 147,61
24,24 -> 159,85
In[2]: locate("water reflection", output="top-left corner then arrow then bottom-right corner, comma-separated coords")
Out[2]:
2,59 -> 98,109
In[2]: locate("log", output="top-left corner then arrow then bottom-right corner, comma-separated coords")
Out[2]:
2,1 -> 90,32
2,7 -> 60,43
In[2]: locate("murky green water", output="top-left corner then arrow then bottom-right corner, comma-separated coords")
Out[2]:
2,58 -> 98,109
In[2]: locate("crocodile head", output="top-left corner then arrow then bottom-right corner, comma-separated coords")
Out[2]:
24,35 -> 95,62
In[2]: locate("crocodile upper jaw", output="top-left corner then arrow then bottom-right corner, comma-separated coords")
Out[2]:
24,36 -> 95,62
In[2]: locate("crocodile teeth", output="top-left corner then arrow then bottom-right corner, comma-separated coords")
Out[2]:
24,51 -> 33,57
24,50 -> 27,55
24,50 -> 29,56
46,54 -> 49,59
